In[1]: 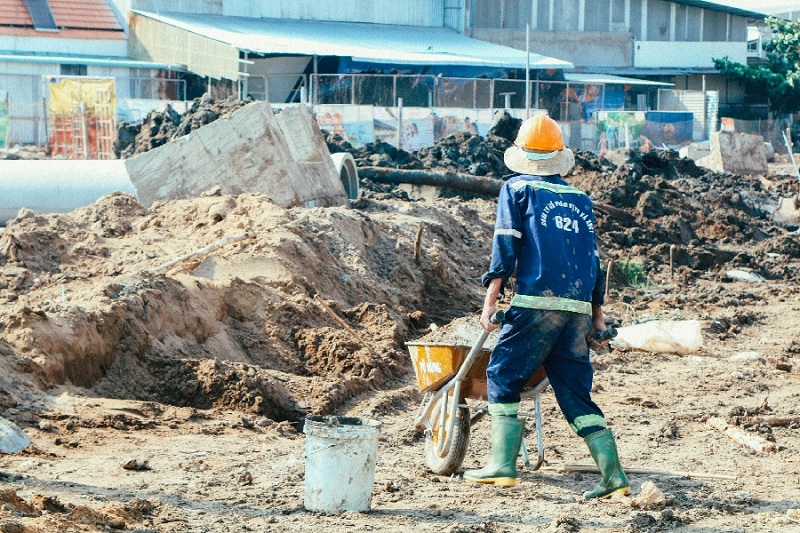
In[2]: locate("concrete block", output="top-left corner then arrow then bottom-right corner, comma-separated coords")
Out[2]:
678,142 -> 711,161
773,194 -> 800,227
124,102 -> 348,208
695,131 -> 768,176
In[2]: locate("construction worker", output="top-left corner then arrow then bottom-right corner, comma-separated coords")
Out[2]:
463,114 -> 630,500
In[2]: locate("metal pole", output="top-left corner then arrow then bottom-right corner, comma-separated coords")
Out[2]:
490,78 -> 495,115
79,101 -> 88,160
783,128 -> 800,183
397,97 -> 404,150
312,55 -> 318,105
526,23 -> 531,118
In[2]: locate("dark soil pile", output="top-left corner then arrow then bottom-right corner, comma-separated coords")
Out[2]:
325,131 -> 513,178
114,95 -> 253,158
324,110 -> 528,179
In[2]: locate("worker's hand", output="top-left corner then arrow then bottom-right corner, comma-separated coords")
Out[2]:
480,304 -> 501,332
586,315 -> 617,351
586,326 -> 611,351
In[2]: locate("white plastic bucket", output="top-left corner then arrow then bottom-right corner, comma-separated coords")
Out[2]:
303,416 -> 381,513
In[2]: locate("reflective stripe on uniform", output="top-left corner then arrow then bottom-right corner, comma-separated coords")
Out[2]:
569,414 -> 607,434
495,228 -> 522,238
510,180 -> 585,196
488,402 -> 519,416
510,294 -> 592,315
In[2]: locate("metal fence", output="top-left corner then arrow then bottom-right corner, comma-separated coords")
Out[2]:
310,73 -> 610,121
127,77 -> 187,102
246,74 -> 306,104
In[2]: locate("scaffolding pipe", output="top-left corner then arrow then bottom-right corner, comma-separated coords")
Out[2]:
0,160 -> 135,226
526,23 -> 531,118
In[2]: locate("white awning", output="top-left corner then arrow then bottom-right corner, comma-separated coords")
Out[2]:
130,11 -> 573,79
564,73 -> 673,87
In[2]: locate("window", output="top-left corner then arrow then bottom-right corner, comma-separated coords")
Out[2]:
507,0 -> 532,31
60,64 -> 87,76
611,0 -> 626,32
675,4 -> 687,41
646,0 -> 671,41
703,9 -> 727,41
686,7 -> 701,41
536,0 -> 552,30
630,0 -> 642,40
729,16 -> 747,42
474,0 -> 502,28
553,0 -> 580,31
585,0 -> 610,32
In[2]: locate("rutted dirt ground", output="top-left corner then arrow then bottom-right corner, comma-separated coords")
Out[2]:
1,104 -> 800,532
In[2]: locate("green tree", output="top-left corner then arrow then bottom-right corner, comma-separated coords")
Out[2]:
714,16 -> 800,119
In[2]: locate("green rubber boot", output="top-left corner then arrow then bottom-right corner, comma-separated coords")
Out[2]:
463,416 -> 524,487
583,428 -> 631,499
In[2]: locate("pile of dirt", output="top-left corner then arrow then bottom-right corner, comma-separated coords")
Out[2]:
325,130 -> 513,178
323,110 -> 526,179
0,189 -> 493,424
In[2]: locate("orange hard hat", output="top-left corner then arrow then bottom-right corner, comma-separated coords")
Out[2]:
514,115 -> 564,152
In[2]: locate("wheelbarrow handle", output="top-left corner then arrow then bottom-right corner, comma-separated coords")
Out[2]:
490,310 -> 505,325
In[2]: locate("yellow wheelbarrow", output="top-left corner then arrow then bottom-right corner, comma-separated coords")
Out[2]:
406,312 -> 550,476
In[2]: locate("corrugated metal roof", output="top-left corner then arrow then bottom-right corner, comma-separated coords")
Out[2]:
0,0 -> 123,34
132,11 -> 574,70
672,0 -> 766,19
590,67 -> 720,76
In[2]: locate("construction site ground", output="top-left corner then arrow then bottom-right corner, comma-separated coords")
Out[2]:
1,108 -> 800,532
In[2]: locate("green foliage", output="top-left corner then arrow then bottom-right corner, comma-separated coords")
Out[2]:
714,17 -> 800,116
614,260 -> 647,287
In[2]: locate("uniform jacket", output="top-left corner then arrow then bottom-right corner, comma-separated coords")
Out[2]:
481,173 -> 604,314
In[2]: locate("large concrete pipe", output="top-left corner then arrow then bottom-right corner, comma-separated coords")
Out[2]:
330,152 -> 360,200
0,160 -> 135,226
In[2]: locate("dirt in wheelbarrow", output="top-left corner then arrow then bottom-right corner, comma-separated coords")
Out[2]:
1,136 -> 800,532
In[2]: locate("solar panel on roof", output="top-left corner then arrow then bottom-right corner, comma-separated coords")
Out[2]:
23,0 -> 57,31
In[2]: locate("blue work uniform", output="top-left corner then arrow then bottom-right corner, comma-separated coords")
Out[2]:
481,173 -> 607,437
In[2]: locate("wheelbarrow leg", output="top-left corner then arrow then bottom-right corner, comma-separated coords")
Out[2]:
520,430 -> 531,467
531,391 -> 545,470
518,391 -> 545,470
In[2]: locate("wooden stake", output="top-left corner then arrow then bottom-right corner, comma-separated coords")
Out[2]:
669,244 -> 676,279
414,225 -> 424,263
542,464 -> 737,481
313,294 -> 371,351
605,259 -> 613,300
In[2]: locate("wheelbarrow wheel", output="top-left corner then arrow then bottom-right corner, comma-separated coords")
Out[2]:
424,396 -> 471,476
